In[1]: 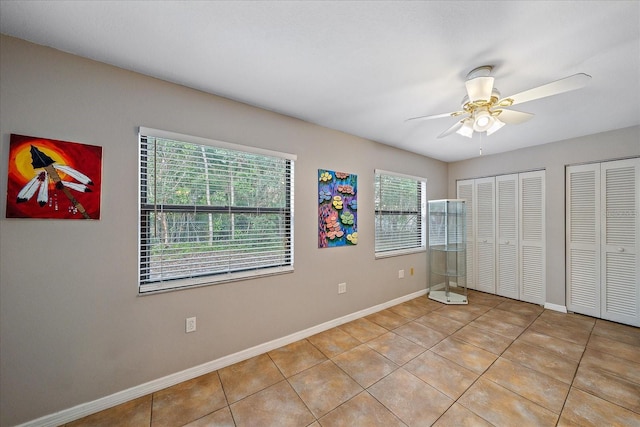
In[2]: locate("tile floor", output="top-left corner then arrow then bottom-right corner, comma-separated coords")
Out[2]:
65,290 -> 640,426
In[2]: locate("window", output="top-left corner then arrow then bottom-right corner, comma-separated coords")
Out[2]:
374,170 -> 427,257
139,128 -> 295,294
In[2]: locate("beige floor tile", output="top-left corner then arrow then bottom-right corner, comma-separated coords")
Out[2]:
151,372 -> 227,427
406,295 -> 443,311
288,360 -> 362,418
529,317 -> 592,345
183,406 -> 235,427
338,317 -> 387,342
538,310 -> 596,331
218,353 -> 284,403
431,337 -> 498,374
318,391 -> 405,427
587,333 -> 640,363
484,357 -> 571,414
466,290 -> 507,307
432,402 -> 493,427
558,387 -> 640,427
365,309 -> 410,330
366,331 -> 426,365
404,350 -> 479,399
495,299 -> 545,317
414,311 -> 466,335
230,380 -> 315,427
268,339 -> 327,377
368,368 -> 453,426
501,340 -> 578,384
388,300 -> 430,320
517,329 -> 585,362
480,307 -> 538,327
452,324 -> 513,355
469,312 -> 526,340
432,304 -> 489,323
592,318 -> 640,347
392,320 -> 447,348
66,395 -> 151,427
307,327 -> 361,358
458,377 -> 558,427
573,363 -> 640,413
580,347 -> 640,384
530,311 -> 594,345
332,344 -> 398,388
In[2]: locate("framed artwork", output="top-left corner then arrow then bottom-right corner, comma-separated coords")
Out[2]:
318,169 -> 357,248
6,134 -> 102,219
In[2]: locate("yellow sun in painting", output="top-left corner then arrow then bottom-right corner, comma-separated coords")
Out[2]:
13,143 -> 69,181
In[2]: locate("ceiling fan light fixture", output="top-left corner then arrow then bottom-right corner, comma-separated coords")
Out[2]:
456,119 -> 474,138
486,118 -> 506,135
473,109 -> 494,132
465,76 -> 494,102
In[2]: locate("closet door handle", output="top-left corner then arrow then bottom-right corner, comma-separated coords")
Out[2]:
617,247 -> 625,252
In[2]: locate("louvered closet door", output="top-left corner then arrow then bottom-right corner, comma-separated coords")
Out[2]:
475,177 -> 496,294
519,170 -> 545,305
601,158 -> 640,326
496,174 -> 519,299
566,164 -> 601,317
457,180 -> 475,289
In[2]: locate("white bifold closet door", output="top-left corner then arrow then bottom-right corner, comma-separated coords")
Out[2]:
496,174 -> 519,299
567,158 -> 639,326
475,177 -> 496,294
519,170 -> 546,305
602,159 -> 639,325
457,179 -> 475,290
566,163 -> 601,317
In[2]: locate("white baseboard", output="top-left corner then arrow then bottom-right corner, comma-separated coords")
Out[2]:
544,302 -> 568,313
17,289 -> 427,427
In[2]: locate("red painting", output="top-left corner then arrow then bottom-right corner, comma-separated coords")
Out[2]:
6,134 -> 102,219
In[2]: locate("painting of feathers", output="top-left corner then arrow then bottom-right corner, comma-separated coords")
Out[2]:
6,134 -> 102,219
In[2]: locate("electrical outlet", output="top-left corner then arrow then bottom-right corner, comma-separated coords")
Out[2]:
338,282 -> 347,294
399,269 -> 405,279
186,317 -> 196,333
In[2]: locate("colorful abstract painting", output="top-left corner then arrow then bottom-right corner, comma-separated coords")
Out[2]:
6,134 -> 102,219
318,169 -> 357,248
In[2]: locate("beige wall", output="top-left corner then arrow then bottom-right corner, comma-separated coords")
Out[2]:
447,126 -> 640,306
0,35 -> 447,425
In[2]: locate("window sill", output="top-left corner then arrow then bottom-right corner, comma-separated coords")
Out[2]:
139,266 -> 294,295
375,247 -> 426,259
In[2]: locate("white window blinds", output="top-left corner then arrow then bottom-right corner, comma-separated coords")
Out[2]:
374,170 -> 427,257
139,128 -> 295,293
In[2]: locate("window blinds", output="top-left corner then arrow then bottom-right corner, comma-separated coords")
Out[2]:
374,170 -> 427,256
139,128 -> 295,293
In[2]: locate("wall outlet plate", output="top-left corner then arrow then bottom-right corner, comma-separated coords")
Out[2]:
398,270 -> 405,279
186,317 -> 196,333
338,282 -> 347,294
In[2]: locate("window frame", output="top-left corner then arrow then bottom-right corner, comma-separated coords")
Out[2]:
138,127 -> 296,294
374,169 -> 427,258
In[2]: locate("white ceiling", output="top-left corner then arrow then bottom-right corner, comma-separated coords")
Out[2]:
1,1 -> 638,162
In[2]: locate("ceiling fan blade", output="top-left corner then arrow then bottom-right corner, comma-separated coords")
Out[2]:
437,120 -> 465,138
499,73 -> 591,106
405,111 -> 462,122
465,76 -> 495,102
496,109 -> 534,124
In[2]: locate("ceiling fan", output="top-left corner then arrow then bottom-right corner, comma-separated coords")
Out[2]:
406,65 -> 591,138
